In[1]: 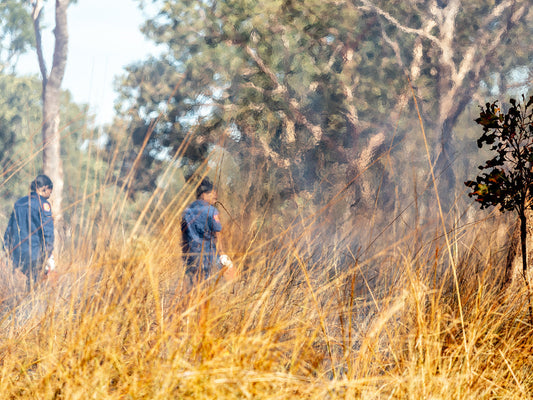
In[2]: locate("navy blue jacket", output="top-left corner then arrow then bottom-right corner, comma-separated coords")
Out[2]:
3,192 -> 54,267
181,199 -> 222,266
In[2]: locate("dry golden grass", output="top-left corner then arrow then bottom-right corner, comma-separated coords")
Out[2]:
0,175 -> 532,400
0,109 -> 531,397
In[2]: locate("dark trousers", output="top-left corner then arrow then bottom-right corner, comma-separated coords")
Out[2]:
184,253 -> 219,286
14,256 -> 45,291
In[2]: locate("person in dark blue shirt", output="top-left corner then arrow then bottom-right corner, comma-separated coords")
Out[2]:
4,174 -> 55,290
181,177 -> 222,283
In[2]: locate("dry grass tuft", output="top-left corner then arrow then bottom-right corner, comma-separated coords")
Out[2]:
0,167 -> 532,399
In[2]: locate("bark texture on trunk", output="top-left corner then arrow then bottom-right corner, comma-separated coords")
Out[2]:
33,0 -> 69,222
504,209 -> 533,289
359,0 -> 528,208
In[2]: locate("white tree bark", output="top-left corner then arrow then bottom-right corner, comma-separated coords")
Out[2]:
32,0 -> 69,222
358,0 -> 528,200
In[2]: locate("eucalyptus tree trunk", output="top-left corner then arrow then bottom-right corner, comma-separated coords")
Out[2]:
504,209 -> 533,288
504,208 -> 533,323
32,0 -> 69,222
359,0 -> 529,209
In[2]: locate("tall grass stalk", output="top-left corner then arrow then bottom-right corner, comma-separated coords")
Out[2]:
0,118 -> 532,398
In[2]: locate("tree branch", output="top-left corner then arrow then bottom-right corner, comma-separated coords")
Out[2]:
32,0 -> 48,89
455,0 -> 525,84
356,0 -> 440,46
241,43 -> 323,144
48,0 -> 69,89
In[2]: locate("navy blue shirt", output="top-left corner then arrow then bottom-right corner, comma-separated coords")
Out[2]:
181,199 -> 222,266
3,192 -> 54,267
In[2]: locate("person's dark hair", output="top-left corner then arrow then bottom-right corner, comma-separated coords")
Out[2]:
30,174 -> 53,192
196,177 -> 214,198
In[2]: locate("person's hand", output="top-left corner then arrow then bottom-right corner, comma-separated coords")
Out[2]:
219,254 -> 237,282
219,254 -> 233,269
44,255 -> 58,285
45,254 -> 56,273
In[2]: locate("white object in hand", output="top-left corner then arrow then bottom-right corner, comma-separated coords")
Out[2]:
45,254 -> 56,272
219,254 -> 233,268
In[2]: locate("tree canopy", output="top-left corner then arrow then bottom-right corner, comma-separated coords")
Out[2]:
112,0 -> 531,221
0,0 -> 34,73
0,72 -> 94,226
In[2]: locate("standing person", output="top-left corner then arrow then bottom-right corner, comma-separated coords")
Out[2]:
181,177 -> 223,284
3,174 -> 56,290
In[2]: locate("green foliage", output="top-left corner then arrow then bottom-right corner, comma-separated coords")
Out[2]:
0,72 -> 95,227
111,0 -> 532,229
0,74 -> 43,180
0,1 -> 33,73
117,0 -> 391,201
466,95 -> 533,319
465,96 -> 533,213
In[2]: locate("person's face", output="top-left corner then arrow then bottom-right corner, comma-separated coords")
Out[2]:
201,189 -> 218,205
36,185 -> 53,199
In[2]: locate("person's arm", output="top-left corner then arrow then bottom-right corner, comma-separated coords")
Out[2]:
35,199 -> 54,256
39,201 -> 57,278
3,213 -> 14,252
215,231 -> 223,254
210,207 -> 223,253
211,209 -> 234,269
42,214 -> 54,255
